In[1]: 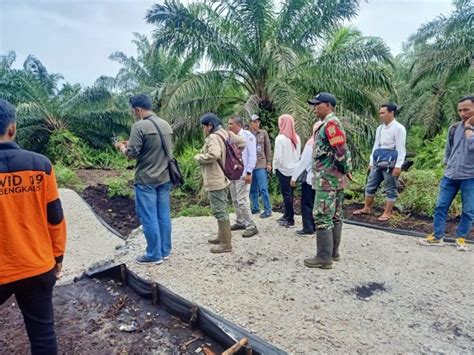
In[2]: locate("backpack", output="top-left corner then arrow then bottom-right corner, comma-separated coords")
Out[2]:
214,131 -> 244,180
448,122 -> 461,147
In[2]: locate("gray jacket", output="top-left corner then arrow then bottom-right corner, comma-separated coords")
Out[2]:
444,122 -> 474,180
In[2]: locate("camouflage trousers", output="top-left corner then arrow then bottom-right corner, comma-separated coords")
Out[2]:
313,189 -> 344,230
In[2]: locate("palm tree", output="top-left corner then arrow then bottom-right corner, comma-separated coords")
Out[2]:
107,33 -> 198,107
146,0 -> 394,155
399,0 -> 474,137
0,53 -> 131,153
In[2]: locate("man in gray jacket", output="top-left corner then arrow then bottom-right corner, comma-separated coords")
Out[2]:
418,95 -> 474,251
116,94 -> 174,265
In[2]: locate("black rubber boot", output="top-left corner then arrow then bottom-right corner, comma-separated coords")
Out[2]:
304,229 -> 333,269
332,222 -> 343,261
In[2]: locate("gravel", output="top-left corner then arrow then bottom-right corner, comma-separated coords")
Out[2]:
59,188 -> 124,283
62,188 -> 474,354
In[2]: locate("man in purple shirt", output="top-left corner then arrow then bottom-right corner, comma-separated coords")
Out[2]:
418,95 -> 474,251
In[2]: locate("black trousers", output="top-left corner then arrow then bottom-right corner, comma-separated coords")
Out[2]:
301,182 -> 316,232
0,269 -> 57,355
276,170 -> 295,223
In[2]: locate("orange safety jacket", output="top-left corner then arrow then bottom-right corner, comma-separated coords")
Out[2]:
0,142 -> 66,284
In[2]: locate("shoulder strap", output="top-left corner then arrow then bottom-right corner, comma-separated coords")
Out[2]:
448,122 -> 461,147
148,117 -> 171,159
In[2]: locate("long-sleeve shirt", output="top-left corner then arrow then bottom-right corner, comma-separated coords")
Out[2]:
252,129 -> 272,169
238,128 -> 257,177
273,134 -> 301,177
125,114 -> 173,186
291,143 -> 314,186
369,119 -> 406,169
444,122 -> 474,180
0,142 -> 67,284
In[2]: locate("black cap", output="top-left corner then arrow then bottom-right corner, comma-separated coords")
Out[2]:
308,92 -> 336,106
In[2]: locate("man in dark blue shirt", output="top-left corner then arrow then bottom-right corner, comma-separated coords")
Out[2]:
418,95 -> 474,251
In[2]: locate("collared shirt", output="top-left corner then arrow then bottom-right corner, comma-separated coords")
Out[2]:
444,123 -> 474,180
238,128 -> 257,177
252,129 -> 272,169
369,119 -> 407,168
125,114 -> 173,186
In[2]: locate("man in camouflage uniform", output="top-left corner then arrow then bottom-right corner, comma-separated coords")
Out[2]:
304,93 -> 352,269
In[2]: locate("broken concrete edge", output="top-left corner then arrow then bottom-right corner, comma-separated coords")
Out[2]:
343,219 -> 473,244
83,263 -> 287,355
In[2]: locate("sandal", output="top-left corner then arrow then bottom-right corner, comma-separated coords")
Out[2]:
353,209 -> 371,215
377,215 -> 391,222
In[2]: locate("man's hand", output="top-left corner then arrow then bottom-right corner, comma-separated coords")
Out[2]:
466,115 -> 474,126
290,180 -> 296,187
266,164 -> 272,173
54,263 -> 63,279
244,174 -> 252,185
115,141 -> 128,153
392,167 -> 401,177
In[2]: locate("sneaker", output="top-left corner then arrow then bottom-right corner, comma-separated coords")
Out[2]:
294,229 -> 314,236
260,211 -> 272,219
280,220 -> 295,228
417,233 -> 444,246
455,238 -> 469,251
230,223 -> 246,231
163,256 -> 170,260
135,255 -> 163,265
242,226 -> 258,238
251,209 -> 260,215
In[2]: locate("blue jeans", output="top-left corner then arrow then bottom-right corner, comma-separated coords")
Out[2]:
365,167 -> 398,202
135,182 -> 172,261
249,168 -> 272,213
433,177 -> 474,239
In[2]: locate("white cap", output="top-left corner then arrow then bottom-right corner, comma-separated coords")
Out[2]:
250,114 -> 260,121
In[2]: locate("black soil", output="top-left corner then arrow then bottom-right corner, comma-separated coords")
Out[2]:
81,184 -> 471,241
0,278 -> 224,354
82,184 -> 139,237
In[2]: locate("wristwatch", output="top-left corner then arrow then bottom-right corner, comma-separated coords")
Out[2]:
465,125 -> 474,131
246,172 -> 252,176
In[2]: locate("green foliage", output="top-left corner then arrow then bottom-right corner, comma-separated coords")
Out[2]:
174,205 -> 212,218
105,171 -> 135,199
45,129 -> 134,170
346,170 -> 369,202
175,146 -> 203,195
46,129 -> 93,168
413,130 -> 448,174
146,1 -> 394,161
397,169 -> 460,217
0,54 -> 131,154
397,0 -> 474,137
54,163 -> 83,191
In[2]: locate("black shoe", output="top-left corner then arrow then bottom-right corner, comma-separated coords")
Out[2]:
276,216 -> 287,223
295,229 -> 314,236
251,209 -> 260,215
280,220 -> 295,228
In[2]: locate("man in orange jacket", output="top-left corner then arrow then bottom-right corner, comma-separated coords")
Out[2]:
0,99 -> 67,354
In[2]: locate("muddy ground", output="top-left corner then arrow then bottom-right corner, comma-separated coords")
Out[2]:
0,278 -> 224,354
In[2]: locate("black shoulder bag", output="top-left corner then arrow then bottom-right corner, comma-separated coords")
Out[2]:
148,118 -> 184,188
